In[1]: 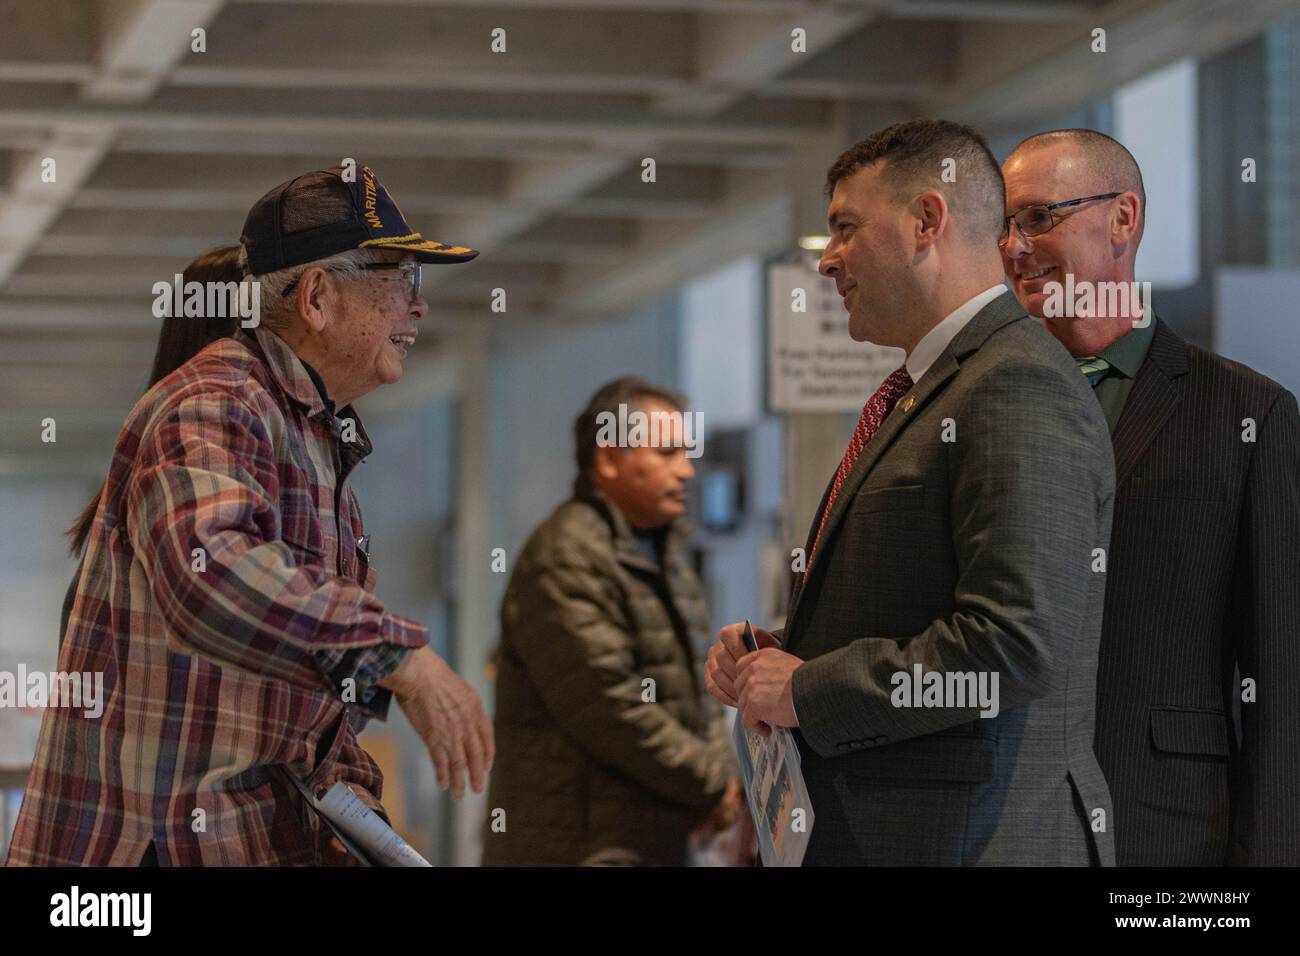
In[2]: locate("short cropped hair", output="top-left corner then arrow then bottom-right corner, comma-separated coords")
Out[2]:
574,376 -> 686,475
824,119 -> 1006,241
1009,128 -> 1146,231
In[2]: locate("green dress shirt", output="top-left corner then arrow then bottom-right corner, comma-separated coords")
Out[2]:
1085,316 -> 1156,434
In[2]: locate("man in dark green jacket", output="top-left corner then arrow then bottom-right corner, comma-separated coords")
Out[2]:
482,377 -> 740,866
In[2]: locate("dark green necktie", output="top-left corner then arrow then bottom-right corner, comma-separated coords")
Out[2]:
1077,356 -> 1113,388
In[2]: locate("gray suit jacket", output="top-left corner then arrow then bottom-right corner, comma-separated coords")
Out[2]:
781,291 -> 1116,866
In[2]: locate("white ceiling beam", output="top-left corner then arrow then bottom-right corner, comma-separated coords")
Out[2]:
0,62 -> 96,83
651,5 -> 884,117
166,61 -> 943,102
84,0 -> 227,102
0,368 -> 148,399
87,152 -> 509,195
111,127 -> 596,161
235,0 -> 1093,15
0,300 -> 161,331
411,152 -> 724,291
0,1 -> 228,289
195,3 -> 692,78
106,129 -> 796,170
890,0 -> 1096,20
169,63 -> 688,96
233,0 -> 868,13
0,335 -> 158,367
0,124 -> 118,286
0,105 -> 820,148
36,234 -> 233,258
2,273 -> 175,297
45,207 -> 238,235
0,406 -> 134,434
58,157 -> 722,222
554,167 -> 791,315
66,187 -> 490,214
925,0 -> 1300,125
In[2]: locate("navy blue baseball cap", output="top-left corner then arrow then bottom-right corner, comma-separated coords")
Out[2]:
240,163 -> 478,275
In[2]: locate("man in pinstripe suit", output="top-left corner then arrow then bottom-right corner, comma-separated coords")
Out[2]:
1002,129 -> 1300,864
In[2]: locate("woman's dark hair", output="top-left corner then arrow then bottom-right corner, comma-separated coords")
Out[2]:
66,245 -> 244,556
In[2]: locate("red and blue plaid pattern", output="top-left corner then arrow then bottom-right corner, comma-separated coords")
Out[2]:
5,328 -> 427,866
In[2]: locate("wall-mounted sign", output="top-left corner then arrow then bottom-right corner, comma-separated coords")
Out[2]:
767,263 -> 903,412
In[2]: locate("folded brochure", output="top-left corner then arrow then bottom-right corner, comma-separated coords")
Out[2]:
287,771 -> 432,867
732,620 -> 814,867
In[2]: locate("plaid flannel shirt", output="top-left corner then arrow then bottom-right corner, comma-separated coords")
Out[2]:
5,327 -> 427,866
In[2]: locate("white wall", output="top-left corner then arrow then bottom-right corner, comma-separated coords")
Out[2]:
348,397 -> 456,862
679,255 -> 783,629
0,476 -> 96,768
1214,267 -> 1300,397
682,257 -> 763,430
488,299 -> 682,572
1116,58 -> 1200,289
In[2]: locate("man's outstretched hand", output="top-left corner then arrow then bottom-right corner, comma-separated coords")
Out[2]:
379,645 -> 495,799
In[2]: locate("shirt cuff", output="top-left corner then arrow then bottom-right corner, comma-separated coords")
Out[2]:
317,614 -> 428,720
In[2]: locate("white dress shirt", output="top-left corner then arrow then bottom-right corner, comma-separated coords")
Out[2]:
904,284 -> 1008,385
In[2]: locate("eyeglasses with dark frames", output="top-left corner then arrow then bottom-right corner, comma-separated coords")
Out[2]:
999,192 -> 1121,246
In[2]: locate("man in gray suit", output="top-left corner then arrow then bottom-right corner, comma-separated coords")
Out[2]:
705,120 -> 1116,865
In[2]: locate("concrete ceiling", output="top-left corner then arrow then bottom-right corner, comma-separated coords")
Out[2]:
0,0 -> 1295,445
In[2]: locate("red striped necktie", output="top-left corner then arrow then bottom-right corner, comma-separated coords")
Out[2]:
808,365 -> 914,569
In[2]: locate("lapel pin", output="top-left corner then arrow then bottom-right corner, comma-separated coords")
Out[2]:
901,395 -> 915,413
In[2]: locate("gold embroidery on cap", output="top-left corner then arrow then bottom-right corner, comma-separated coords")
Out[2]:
362,167 -> 383,230
361,233 -> 423,246
360,235 -> 475,255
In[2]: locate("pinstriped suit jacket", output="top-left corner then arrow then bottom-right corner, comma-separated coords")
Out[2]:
1094,318 -> 1300,865
780,292 -> 1116,865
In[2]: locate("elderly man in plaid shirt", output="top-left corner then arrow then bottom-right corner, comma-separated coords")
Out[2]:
6,165 -> 493,866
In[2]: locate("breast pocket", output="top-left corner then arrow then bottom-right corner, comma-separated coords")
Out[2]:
831,483 -> 948,606
853,482 -> 927,513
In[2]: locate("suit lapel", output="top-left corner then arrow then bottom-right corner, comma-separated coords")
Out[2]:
1111,318 -> 1188,486
809,353 -> 957,566
786,292 -> 1025,633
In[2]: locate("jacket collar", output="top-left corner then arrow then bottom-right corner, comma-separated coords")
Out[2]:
1111,316 -> 1188,486
573,473 -> 691,575
241,327 -> 375,467
905,284 -> 1008,384
250,327 -> 329,418
1095,312 -> 1156,380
